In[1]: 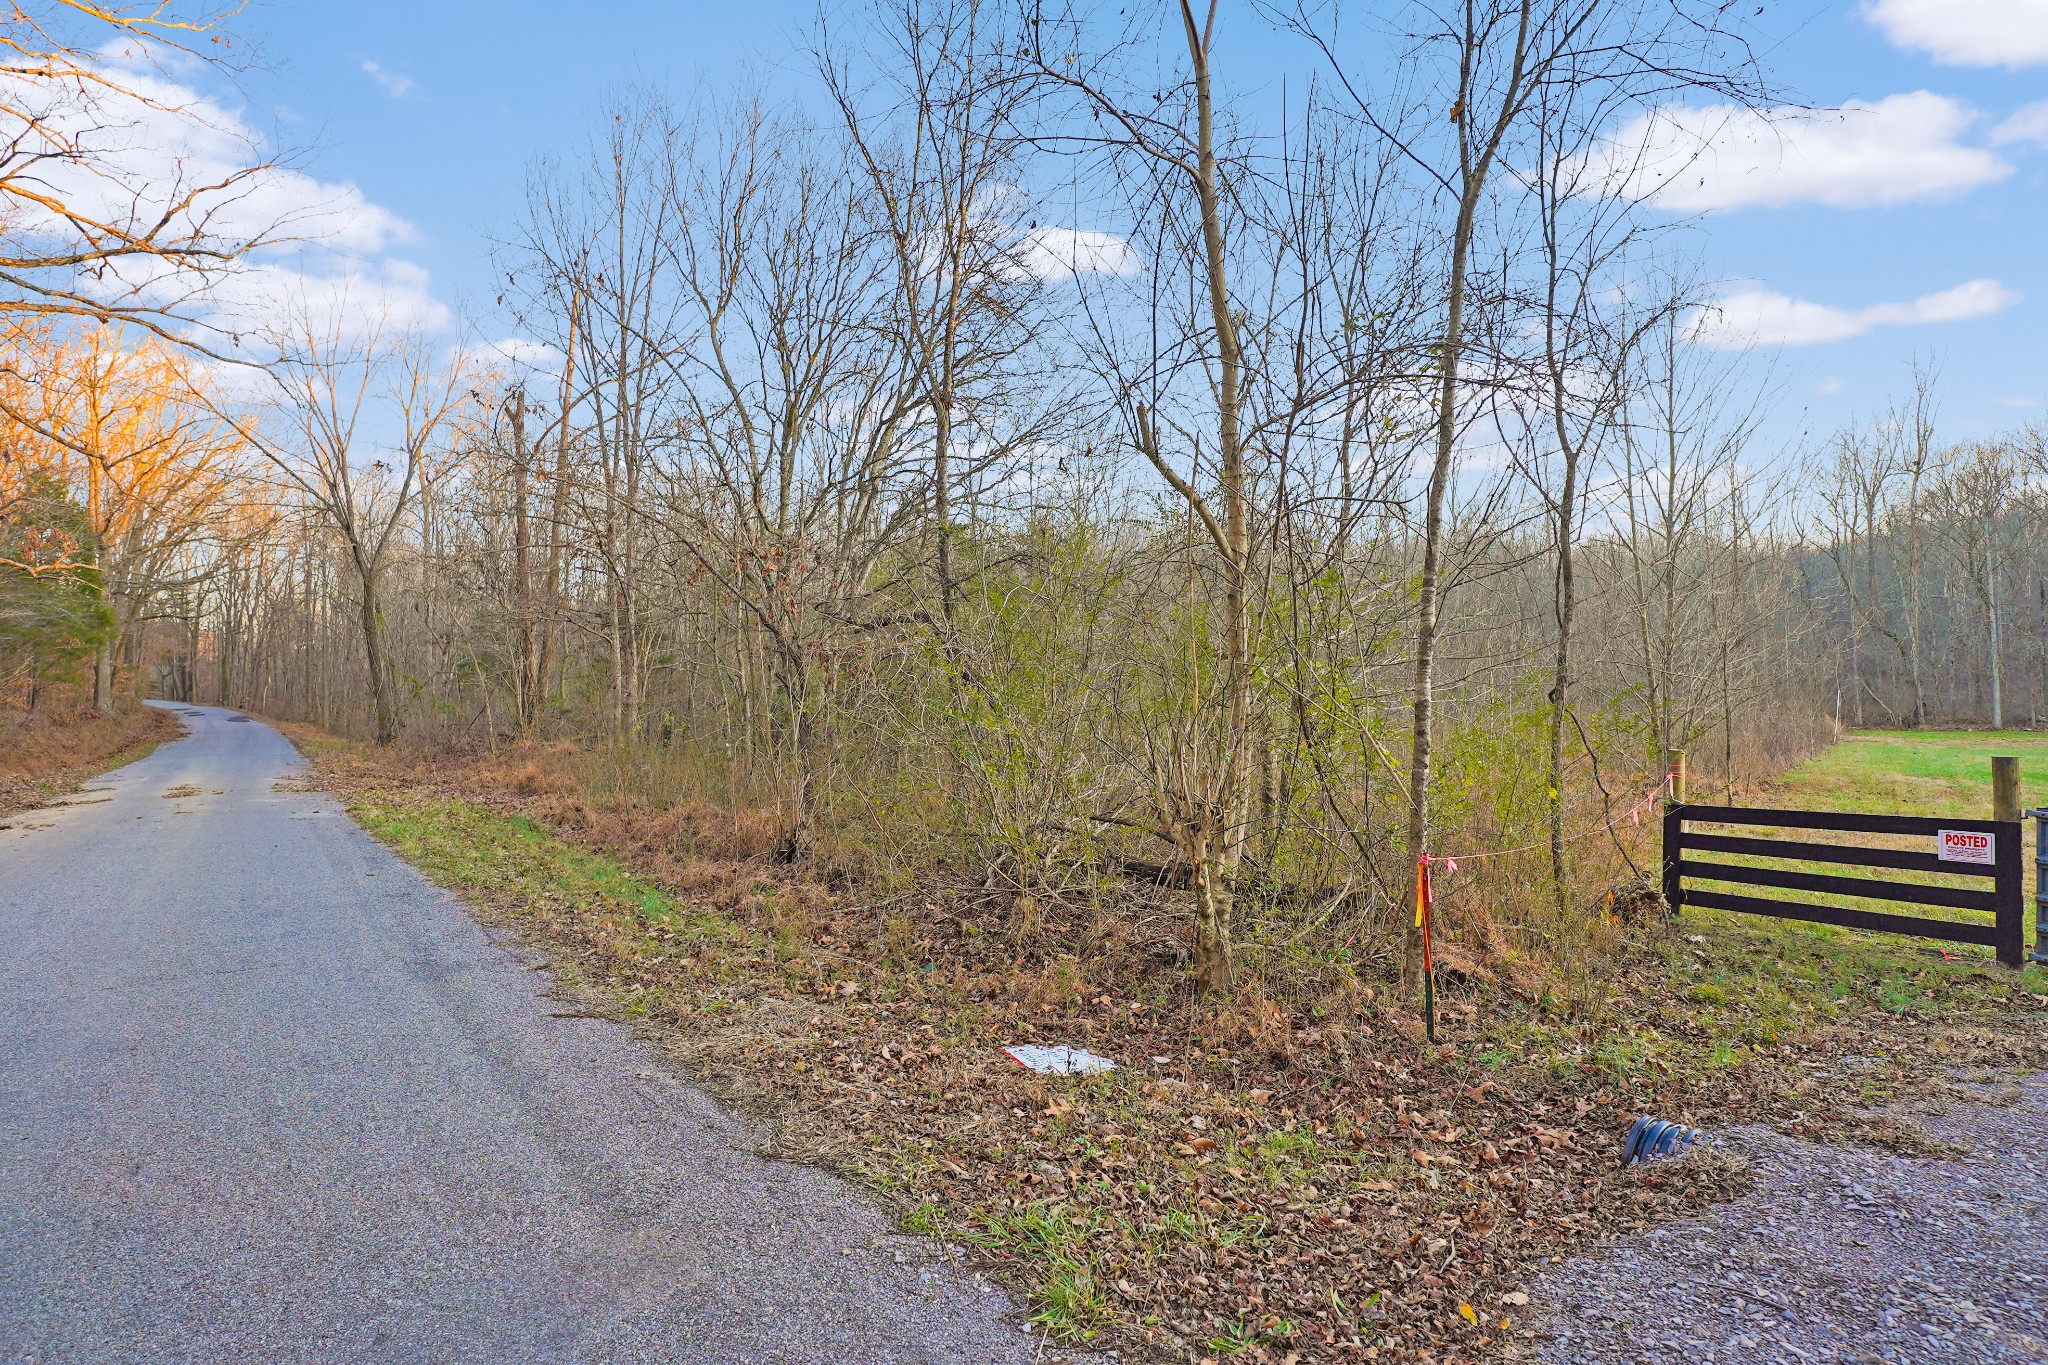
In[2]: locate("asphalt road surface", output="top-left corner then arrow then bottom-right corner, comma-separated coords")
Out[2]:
0,704 -> 1040,1364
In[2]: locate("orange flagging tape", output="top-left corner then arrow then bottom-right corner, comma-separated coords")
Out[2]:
1411,778 -> 1669,1043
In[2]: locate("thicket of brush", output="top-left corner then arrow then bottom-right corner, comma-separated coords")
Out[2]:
199,471 -> 1833,1006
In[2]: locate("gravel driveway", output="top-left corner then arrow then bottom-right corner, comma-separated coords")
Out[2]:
1527,1067 -> 2048,1363
0,704 -> 1045,1364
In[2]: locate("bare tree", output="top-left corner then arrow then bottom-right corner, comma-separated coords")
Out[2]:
650,94 -> 929,858
220,304 -> 473,743
1276,0 -> 1765,980
1513,59 -> 1670,915
817,0 -> 1046,633
1017,0 -> 1258,993
1881,363 -> 1939,728
0,4 -> 298,346
1928,440 -> 2024,729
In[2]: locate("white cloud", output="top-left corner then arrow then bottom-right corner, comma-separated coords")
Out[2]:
1863,0 -> 2048,68
1591,93 -> 2008,211
0,52 -> 442,346
1010,227 -> 1141,281
5,59 -> 415,254
186,352 -> 277,405
1996,394 -> 2042,409
1993,101 -> 2048,148
1687,278 -> 2020,350
1817,375 -> 1847,395
204,259 -> 451,342
361,60 -> 415,99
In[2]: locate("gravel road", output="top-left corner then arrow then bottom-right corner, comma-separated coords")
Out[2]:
1528,1067 -> 2048,1364
0,704 -> 1044,1364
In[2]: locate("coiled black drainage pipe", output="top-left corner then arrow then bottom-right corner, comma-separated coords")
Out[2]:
1620,1116 -> 1707,1166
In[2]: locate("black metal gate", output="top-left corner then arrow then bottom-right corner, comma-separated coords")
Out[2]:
1661,804 -> 2025,968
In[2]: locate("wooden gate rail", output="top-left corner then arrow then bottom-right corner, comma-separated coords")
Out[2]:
1661,803 -> 2025,967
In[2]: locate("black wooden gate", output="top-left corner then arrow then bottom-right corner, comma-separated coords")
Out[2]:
1661,804 -> 2026,968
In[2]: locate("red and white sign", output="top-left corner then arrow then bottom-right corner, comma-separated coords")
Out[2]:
1937,829 -> 1996,865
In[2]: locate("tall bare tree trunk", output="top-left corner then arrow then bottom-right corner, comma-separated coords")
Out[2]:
1184,0 -> 1247,996
934,395 -> 956,626
1989,551 -> 2003,729
1399,2 -> 1532,988
357,558 -> 397,744
508,389 -> 540,733
1546,433 -> 1580,916
538,294 -> 579,731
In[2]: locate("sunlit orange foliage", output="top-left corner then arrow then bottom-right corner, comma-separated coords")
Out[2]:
0,320 -> 265,706
1,322 -> 255,576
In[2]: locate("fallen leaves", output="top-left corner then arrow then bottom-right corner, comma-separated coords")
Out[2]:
308,738 -> 2048,1365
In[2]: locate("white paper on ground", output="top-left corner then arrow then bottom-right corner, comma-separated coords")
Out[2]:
1002,1044 -> 1116,1076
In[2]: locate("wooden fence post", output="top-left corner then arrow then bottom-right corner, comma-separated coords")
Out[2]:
1994,756 -> 2024,967
1662,749 -> 1689,918
1993,756 -> 2021,823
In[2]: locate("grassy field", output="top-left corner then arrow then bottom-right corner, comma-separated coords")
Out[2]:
1660,729 -> 2048,1052
1767,729 -> 2048,819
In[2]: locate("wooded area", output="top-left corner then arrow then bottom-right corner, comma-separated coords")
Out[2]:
3,0 -> 2042,996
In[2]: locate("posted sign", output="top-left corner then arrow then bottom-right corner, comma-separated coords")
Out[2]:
1937,829 -> 1996,865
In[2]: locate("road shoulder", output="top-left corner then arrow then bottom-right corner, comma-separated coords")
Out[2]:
0,699 -> 183,821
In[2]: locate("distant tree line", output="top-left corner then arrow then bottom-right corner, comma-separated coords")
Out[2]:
1811,367 -> 2048,730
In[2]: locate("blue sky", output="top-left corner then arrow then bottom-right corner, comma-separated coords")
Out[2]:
222,0 -> 2048,455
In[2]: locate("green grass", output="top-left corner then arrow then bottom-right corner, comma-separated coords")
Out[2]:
965,1203 -> 1118,1340
355,797 -> 659,907
1776,729 -> 2048,817
349,792 -> 744,957
1679,729 -> 2048,944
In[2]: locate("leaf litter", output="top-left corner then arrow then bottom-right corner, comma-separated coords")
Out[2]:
296,735 -> 2048,1365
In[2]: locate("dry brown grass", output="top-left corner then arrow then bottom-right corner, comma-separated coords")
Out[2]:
0,689 -> 181,817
